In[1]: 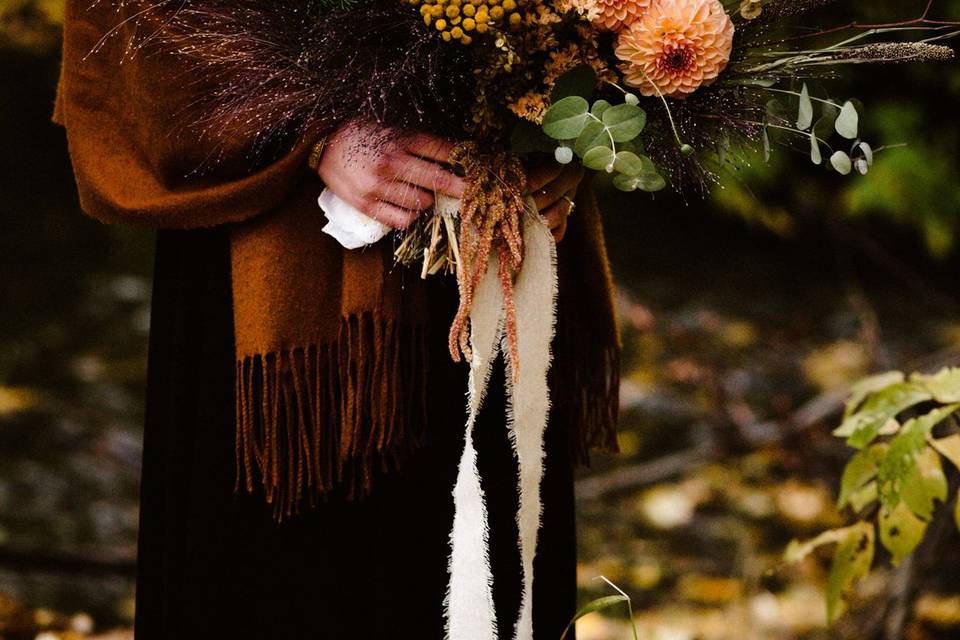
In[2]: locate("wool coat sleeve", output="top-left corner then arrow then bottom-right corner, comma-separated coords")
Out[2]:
54,0 -> 319,229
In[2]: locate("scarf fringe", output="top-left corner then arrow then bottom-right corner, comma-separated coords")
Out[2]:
234,314 -> 429,520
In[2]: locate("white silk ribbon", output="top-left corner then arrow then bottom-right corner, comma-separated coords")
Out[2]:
313,189 -> 559,640
317,188 -> 392,249
443,193 -> 558,640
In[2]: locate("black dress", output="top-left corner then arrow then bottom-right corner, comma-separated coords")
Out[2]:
133,226 -> 577,639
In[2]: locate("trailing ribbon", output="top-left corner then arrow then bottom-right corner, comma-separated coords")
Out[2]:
444,194 -> 558,640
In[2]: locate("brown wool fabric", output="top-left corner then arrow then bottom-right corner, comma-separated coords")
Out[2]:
54,0 -> 621,517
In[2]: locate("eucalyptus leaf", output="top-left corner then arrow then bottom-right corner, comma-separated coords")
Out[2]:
858,141 -> 874,166
602,103 -> 647,142
612,151 -> 648,177
612,174 -> 638,192
573,120 -> 609,159
797,83 -> 814,130
830,151 -> 853,175
636,172 -> 666,192
583,146 -> 616,172
542,96 -> 590,140
510,120 -> 556,154
814,113 -> 838,142
810,130 -> 822,165
835,101 -> 859,140
591,99 -> 611,119
551,64 -> 598,102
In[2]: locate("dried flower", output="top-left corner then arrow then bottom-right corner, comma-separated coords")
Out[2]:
829,42 -> 955,64
615,0 -> 734,98
591,0 -> 652,32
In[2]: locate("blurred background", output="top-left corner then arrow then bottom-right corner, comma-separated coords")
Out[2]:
2,1 -> 960,639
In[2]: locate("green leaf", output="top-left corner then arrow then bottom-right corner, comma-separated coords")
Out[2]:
830,151 -> 853,175
917,367 -> 960,402
797,83 -> 814,130
834,381 -> 932,448
844,371 -> 905,419
848,481 -> 879,514
900,447 -> 947,520
590,99 -> 611,119
636,172 -> 666,192
929,433 -> 960,471
510,120 -> 555,154
602,103 -> 647,142
551,64 -> 598,102
838,444 -> 888,510
878,405 -> 959,507
542,96 -> 590,140
612,151 -> 650,177
560,594 -> 629,640
583,146 -> 616,171
814,111 -> 839,142
835,101 -> 859,140
826,522 -> 875,624
573,120 -> 608,159
612,174 -> 638,192
810,129 -> 822,165
879,501 -> 926,566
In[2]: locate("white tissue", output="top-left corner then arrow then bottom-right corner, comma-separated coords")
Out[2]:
318,188 -> 392,250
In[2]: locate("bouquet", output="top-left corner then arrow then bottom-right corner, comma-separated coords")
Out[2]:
122,0 -> 956,636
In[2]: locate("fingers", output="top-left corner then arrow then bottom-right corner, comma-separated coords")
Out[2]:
541,189 -> 575,242
365,199 -> 422,230
531,164 -> 584,212
526,162 -> 564,193
390,154 -> 466,199
375,179 -> 435,211
401,133 -> 457,164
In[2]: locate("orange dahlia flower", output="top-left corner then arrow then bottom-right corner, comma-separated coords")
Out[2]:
592,0 -> 652,32
615,0 -> 735,99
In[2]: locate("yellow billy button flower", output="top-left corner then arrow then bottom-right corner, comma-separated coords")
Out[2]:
508,11 -> 521,26
442,30 -> 452,41
462,17 -> 476,30
462,34 -> 473,44
430,4 -> 443,16
489,5 -> 504,19
451,26 -> 464,38
502,0 -> 516,9
435,17 -> 447,29
445,4 -> 459,17
475,22 -> 489,33
462,4 -> 476,16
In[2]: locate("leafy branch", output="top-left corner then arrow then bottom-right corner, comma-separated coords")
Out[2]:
786,367 -> 960,624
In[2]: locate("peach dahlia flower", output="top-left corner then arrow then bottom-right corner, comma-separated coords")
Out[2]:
591,0 -> 653,32
615,0 -> 735,99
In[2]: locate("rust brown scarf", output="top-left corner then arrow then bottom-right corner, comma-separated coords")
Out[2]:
54,0 -> 620,517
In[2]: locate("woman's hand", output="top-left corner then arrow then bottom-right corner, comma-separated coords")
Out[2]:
527,162 -> 585,243
316,122 -> 466,229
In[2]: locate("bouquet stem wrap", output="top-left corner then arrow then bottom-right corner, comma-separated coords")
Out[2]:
444,193 -> 557,640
